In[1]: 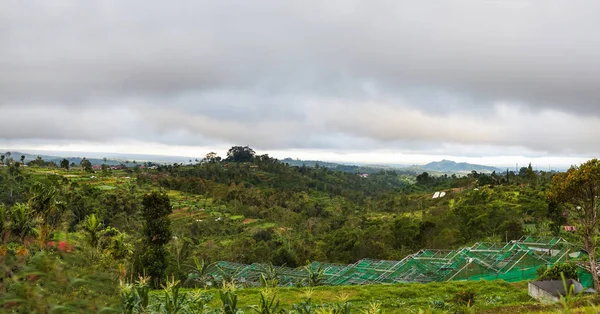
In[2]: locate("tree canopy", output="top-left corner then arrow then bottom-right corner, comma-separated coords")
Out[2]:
548,158 -> 600,289
226,146 -> 256,162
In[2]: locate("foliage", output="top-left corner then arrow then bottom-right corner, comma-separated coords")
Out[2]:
60,158 -> 70,170
0,147 -> 593,312
558,272 -> 579,314
80,157 -> 93,172
139,245 -> 170,289
304,264 -> 325,287
185,256 -> 215,288
121,276 -> 151,314
259,263 -> 279,288
28,182 -> 66,245
539,263 -> 579,281
253,290 -> 284,314
452,290 -> 476,307
134,280 -> 537,313
1,249 -> 119,312
220,289 -> 240,314
158,277 -> 187,314
226,146 -> 256,163
139,192 -> 173,288
7,203 -> 37,241
141,192 -> 173,246
548,158 -> 600,289
82,213 -> 103,249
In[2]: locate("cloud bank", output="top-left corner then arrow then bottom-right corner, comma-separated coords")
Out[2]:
1,1 -> 599,162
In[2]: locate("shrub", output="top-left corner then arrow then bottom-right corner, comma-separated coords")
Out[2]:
453,290 -> 476,306
539,263 -> 578,280
536,265 -> 547,277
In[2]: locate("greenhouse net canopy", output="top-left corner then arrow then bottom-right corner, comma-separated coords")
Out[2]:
203,237 -> 594,288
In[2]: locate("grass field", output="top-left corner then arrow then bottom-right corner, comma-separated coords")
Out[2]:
146,280 -> 600,313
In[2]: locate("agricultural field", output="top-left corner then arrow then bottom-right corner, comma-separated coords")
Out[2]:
1,152 -> 600,313
140,280 -> 598,313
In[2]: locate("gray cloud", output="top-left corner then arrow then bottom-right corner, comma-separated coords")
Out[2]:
1,1 -> 600,157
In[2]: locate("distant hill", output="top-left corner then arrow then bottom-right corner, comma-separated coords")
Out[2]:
2,150 -> 500,175
281,158 -> 501,175
420,159 -> 500,173
281,158 -> 346,169
0,150 -> 196,166
1,151 -> 126,166
281,158 -> 417,175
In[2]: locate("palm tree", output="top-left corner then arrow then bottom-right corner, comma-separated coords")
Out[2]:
28,182 -> 65,246
8,203 -> 38,241
82,214 -> 102,249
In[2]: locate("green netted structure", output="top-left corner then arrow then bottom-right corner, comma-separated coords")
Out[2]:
205,237 -> 594,287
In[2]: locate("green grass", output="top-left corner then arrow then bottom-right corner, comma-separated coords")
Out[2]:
96,185 -> 116,190
149,280 -> 567,313
252,222 -> 277,230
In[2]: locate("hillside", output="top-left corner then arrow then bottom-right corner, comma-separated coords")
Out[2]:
421,159 -> 501,173
281,157 -> 414,174
0,149 -> 583,312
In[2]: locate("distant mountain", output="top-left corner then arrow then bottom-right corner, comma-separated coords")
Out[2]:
1,149 -> 500,175
281,158 -> 346,168
0,150 -> 195,166
0,151 -> 125,166
281,158 -> 418,175
420,159 -> 500,173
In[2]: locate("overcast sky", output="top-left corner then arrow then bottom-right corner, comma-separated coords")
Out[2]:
1,1 -> 599,167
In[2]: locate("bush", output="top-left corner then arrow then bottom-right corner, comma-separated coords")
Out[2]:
539,263 -> 578,280
453,290 -> 476,306
536,265 -> 547,277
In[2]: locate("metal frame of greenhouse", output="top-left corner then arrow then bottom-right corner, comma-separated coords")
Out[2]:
204,237 -> 594,287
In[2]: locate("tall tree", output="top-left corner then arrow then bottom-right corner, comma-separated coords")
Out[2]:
526,163 -> 537,184
80,158 -> 92,172
33,156 -> 44,167
60,158 -> 70,170
139,192 -> 173,288
203,152 -> 221,163
548,159 -> 600,290
226,146 -> 256,162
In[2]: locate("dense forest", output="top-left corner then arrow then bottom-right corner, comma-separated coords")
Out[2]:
0,147 -> 588,311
